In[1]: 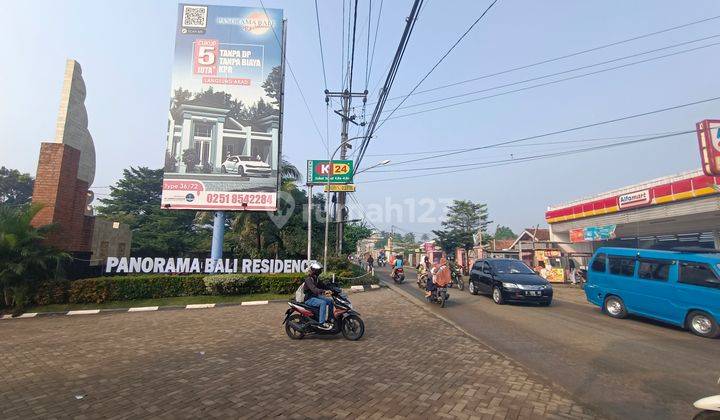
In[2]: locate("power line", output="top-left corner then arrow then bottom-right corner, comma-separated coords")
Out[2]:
374,0 -> 499,132
369,130 -> 692,173
258,0 -> 328,152
366,0 -> 383,91
376,14 -> 720,104
314,0 -> 328,90
362,130 -> 681,156
382,95 -> 720,167
364,0 -> 372,90
357,130 -> 694,183
384,37 -> 720,116
354,0 -> 425,170
348,0 -> 360,96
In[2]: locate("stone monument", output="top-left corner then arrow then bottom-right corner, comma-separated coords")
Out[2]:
31,59 -> 96,258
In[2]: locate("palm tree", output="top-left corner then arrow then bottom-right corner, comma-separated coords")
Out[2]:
280,158 -> 301,183
0,204 -> 68,314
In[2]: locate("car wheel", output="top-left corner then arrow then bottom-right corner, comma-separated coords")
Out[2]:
539,299 -> 552,307
603,295 -> 627,319
687,311 -> 720,338
469,281 -> 478,295
221,165 -> 227,174
492,286 -> 504,305
238,166 -> 245,176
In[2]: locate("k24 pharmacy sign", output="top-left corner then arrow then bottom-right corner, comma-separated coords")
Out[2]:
105,257 -> 311,274
307,160 -> 354,185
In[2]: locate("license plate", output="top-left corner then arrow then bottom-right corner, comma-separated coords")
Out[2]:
526,291 -> 541,296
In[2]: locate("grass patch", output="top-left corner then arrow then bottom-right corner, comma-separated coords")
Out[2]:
25,293 -> 292,313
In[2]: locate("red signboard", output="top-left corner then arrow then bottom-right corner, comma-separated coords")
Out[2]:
546,172 -> 720,224
193,39 -> 219,76
569,229 -> 585,243
696,119 -> 720,176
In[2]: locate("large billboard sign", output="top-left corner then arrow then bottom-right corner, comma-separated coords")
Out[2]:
306,160 -> 354,185
161,4 -> 285,211
696,119 -> 720,176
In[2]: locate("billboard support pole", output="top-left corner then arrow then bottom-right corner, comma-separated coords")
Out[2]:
307,185 -> 312,261
211,211 -> 225,260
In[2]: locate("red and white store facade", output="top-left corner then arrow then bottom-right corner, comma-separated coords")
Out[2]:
546,169 -> 720,253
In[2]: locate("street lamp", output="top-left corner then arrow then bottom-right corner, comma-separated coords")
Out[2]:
354,159 -> 391,175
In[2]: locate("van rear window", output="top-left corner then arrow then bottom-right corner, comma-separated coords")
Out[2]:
609,257 -> 635,277
591,254 -> 606,272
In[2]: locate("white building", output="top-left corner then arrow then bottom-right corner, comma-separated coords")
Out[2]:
166,102 -> 279,174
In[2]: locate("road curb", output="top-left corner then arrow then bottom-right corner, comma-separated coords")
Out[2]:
0,285 -> 383,320
379,278 -> 603,419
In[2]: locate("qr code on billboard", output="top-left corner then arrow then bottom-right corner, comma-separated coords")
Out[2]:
182,5 -> 207,28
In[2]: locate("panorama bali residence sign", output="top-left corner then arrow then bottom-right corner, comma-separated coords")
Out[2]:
161,4 -> 286,212
105,257 -> 311,274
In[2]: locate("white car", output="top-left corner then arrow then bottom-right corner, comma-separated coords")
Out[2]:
221,155 -> 272,177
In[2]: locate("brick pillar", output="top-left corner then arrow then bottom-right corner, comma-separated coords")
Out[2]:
31,142 -> 91,253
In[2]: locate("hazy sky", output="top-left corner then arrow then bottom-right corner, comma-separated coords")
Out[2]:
2,0 -> 719,236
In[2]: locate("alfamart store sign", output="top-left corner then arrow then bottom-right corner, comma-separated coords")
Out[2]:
106,257 -> 310,274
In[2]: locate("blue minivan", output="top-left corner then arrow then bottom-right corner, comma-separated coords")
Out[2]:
585,247 -> 720,338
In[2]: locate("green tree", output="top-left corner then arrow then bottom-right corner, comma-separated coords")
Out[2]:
494,225 -> 517,241
432,200 -> 490,252
97,167 -> 200,257
402,232 -> 416,245
342,222 -> 373,255
262,65 -> 282,107
0,204 -> 69,314
0,167 -> 34,206
420,233 -> 430,242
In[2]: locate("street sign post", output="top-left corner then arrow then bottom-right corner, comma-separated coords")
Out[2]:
323,184 -> 356,192
307,160 -> 354,184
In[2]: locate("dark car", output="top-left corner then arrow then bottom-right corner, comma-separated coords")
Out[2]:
468,259 -> 553,306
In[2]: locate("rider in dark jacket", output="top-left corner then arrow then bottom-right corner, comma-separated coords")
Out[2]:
303,262 -> 334,329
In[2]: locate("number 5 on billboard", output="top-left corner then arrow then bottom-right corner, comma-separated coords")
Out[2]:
197,46 -> 216,65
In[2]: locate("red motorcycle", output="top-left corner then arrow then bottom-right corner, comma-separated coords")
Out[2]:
283,286 -> 365,341
392,267 -> 406,284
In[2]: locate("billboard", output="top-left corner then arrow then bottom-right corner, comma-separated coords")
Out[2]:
696,119 -> 720,176
306,160 -> 354,185
161,4 -> 285,211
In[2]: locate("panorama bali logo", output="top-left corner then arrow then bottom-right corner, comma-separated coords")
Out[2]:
237,11 -> 274,35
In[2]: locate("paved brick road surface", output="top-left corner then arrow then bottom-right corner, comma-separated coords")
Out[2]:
0,289 -> 596,419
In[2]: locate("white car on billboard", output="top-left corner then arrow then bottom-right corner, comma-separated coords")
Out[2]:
221,155 -> 272,177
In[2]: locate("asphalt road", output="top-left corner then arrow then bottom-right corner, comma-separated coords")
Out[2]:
376,266 -> 720,420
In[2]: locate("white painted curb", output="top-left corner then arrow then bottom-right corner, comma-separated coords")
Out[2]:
350,285 -> 365,292
241,300 -> 268,306
370,285 -> 380,289
67,309 -> 101,316
17,313 -> 37,318
1,314 -> 13,320
186,303 -> 216,309
128,306 -> 159,312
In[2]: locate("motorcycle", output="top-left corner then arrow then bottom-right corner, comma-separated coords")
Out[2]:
427,286 -> 449,308
694,377 -> 720,419
449,266 -> 464,291
377,257 -> 387,267
392,267 -> 406,284
417,272 -> 428,289
283,285 -> 365,341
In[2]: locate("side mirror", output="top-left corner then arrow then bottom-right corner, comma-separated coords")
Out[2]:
482,267 -> 492,275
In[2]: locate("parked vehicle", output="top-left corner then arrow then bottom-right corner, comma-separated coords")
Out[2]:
427,286 -> 449,308
694,376 -> 720,419
283,285 -> 364,340
220,155 -> 272,177
392,267 -> 405,284
585,247 -> 720,338
468,258 -> 553,306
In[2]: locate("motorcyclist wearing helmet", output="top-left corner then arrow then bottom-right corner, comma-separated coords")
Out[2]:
303,261 -> 334,329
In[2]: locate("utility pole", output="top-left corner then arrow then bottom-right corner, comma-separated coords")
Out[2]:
325,88 -> 367,255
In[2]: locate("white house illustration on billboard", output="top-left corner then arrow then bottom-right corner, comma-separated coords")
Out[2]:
166,98 -> 279,175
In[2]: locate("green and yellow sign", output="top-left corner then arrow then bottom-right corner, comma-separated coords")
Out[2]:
307,160 -> 354,185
